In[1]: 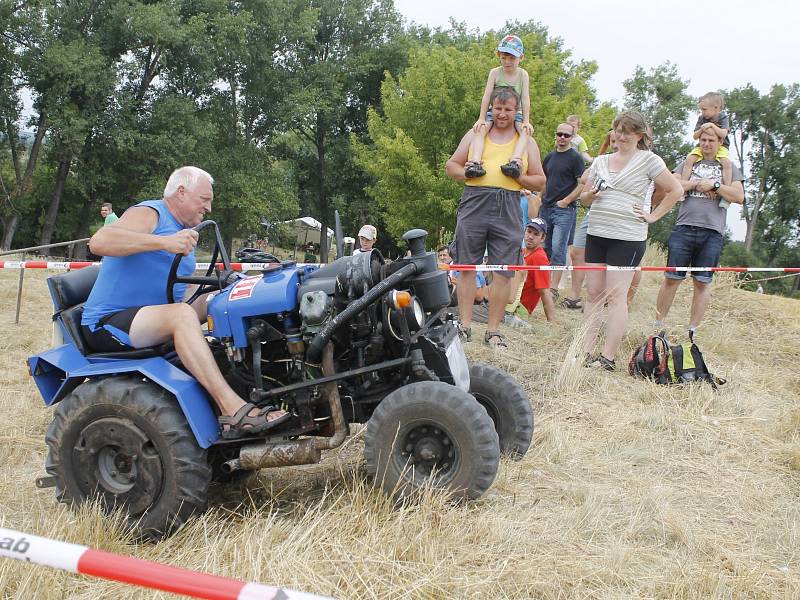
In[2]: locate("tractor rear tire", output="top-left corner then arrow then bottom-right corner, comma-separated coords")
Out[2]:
45,376 -> 211,541
468,362 -> 533,459
364,381 -> 499,500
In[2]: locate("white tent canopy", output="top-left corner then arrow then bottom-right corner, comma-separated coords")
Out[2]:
278,216 -> 334,246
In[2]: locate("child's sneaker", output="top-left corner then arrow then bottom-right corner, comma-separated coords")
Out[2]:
502,312 -> 530,329
500,160 -> 521,179
464,162 -> 486,179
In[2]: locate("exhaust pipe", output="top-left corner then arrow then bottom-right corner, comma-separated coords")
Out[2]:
223,343 -> 348,473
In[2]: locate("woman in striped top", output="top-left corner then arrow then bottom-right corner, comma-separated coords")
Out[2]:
578,111 -> 683,370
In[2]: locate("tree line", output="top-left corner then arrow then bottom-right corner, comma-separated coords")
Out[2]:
1,3 -> 797,295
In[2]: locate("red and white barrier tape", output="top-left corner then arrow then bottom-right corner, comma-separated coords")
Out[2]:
1,260 -> 798,274
0,527 -> 332,600
0,261 -> 290,271
444,263 -> 800,273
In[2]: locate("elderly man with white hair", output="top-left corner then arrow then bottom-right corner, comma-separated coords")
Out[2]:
81,166 -> 289,439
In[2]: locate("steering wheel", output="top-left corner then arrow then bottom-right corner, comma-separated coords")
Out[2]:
166,220 -> 236,304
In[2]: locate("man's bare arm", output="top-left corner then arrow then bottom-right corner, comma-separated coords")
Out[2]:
718,180 -> 745,204
517,137 -> 546,191
557,181 -> 584,207
539,288 -> 556,321
89,206 -> 198,257
445,130 -> 475,181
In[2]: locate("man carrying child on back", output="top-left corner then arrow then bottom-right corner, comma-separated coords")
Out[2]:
680,92 -> 733,193
466,34 -> 533,180
446,85 -> 545,349
655,129 -> 744,338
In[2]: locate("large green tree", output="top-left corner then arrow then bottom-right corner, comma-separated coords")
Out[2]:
271,0 -> 408,260
1,0 -> 52,249
354,22 -> 614,243
726,83 -> 800,252
622,62 -> 695,168
1,0 -> 300,253
622,62 -> 695,246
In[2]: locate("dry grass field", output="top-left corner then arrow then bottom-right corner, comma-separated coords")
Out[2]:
1,255 -> 799,599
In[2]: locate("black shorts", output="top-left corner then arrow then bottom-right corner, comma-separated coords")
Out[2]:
585,234 -> 646,267
452,186 -> 523,278
81,307 -> 143,352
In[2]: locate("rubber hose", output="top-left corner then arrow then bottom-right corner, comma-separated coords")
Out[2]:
306,262 -> 417,363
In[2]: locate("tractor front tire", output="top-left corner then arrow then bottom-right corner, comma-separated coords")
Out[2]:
364,381 -> 500,500
45,376 -> 211,541
468,362 -> 533,459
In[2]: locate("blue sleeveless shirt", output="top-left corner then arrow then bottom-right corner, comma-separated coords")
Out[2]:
81,200 -> 196,328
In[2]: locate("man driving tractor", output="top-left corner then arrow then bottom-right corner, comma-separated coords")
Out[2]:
80,166 -> 289,438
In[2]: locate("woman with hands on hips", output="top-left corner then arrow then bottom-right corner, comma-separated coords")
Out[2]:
578,111 -> 683,371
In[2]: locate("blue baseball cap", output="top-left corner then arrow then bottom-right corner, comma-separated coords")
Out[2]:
498,35 -> 524,57
525,217 -> 546,234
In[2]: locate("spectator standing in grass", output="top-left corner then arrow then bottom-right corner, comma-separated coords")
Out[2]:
438,245 -> 488,305
540,122 -> 586,300
655,129 -> 745,338
578,111 -> 683,371
352,225 -> 377,254
562,130 -> 617,309
446,87 -> 545,349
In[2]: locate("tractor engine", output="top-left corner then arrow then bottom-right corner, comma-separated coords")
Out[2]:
206,228 -> 455,420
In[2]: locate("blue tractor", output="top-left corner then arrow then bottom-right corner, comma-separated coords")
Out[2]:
28,222 -> 532,540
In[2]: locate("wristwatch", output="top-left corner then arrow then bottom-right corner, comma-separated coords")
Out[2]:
713,181 -> 721,191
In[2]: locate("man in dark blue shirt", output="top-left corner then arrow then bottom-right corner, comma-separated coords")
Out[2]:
540,123 -> 586,292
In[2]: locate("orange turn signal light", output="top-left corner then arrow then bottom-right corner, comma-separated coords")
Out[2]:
391,290 -> 413,310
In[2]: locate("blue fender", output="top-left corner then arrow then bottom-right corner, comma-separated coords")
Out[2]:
28,343 -> 220,448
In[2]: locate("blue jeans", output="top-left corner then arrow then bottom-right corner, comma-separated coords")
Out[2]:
540,205 -> 577,267
665,225 -> 724,283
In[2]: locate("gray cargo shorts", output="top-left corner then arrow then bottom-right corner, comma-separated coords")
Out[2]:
452,186 -> 523,278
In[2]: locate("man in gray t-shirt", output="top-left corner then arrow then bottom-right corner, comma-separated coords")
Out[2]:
654,130 -> 745,337
676,158 -> 740,234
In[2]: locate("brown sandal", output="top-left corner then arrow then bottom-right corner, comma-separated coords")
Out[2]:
219,403 -> 290,440
483,330 -> 508,350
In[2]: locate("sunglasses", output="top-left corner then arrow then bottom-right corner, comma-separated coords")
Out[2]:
555,132 -> 573,138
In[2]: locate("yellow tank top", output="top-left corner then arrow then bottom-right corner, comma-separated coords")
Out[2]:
467,134 -> 528,191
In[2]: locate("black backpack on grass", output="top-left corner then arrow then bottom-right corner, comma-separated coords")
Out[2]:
628,331 -> 725,388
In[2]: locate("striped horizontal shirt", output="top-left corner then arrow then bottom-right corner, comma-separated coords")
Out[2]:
587,150 -> 667,241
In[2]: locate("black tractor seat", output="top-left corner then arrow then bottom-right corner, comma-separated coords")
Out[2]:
48,267 -> 174,359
